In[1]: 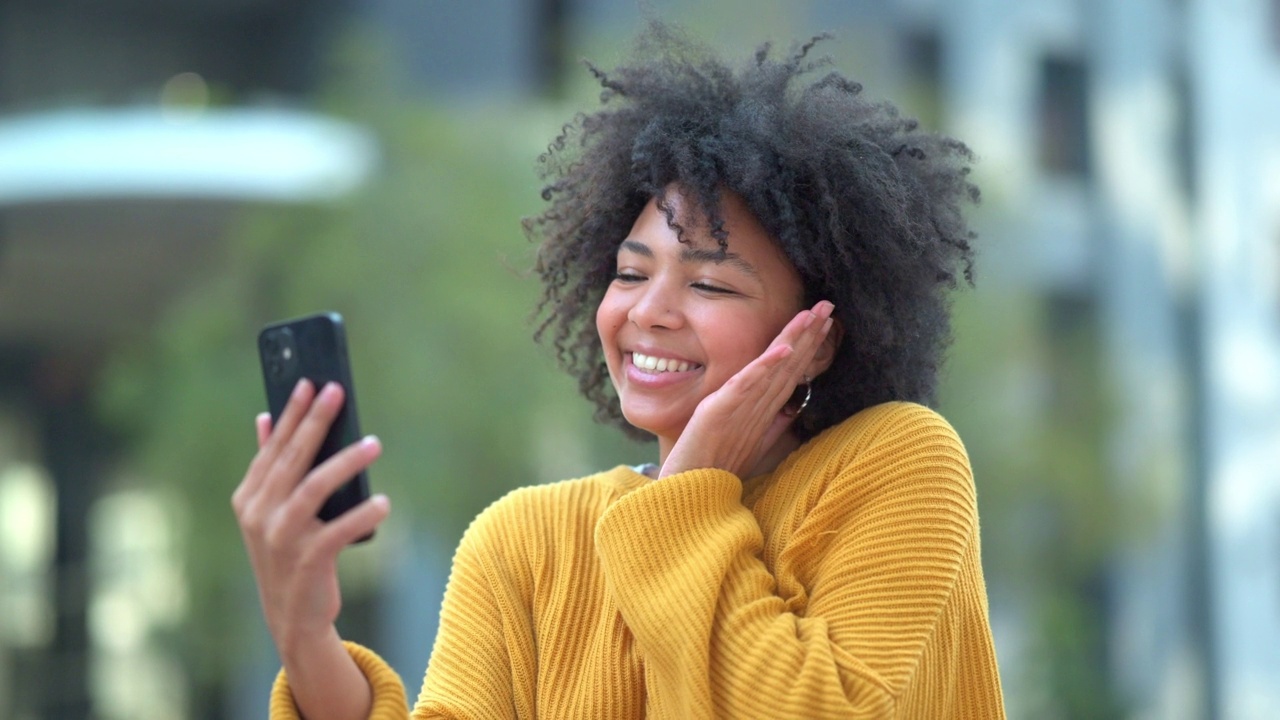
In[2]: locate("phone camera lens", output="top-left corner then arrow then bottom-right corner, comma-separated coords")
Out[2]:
262,326 -> 298,382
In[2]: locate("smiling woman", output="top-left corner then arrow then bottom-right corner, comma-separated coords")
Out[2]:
238,19 -> 1005,720
596,190 -> 828,474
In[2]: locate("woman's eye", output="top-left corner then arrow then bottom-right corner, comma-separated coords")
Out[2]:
614,271 -> 646,283
691,281 -> 734,294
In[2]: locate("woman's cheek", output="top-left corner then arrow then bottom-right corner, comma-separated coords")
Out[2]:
595,300 -> 624,374
595,299 -> 614,338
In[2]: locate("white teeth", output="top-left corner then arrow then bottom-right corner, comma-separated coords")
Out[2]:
632,352 -> 696,374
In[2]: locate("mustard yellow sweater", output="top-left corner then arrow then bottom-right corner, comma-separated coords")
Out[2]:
271,402 -> 1005,719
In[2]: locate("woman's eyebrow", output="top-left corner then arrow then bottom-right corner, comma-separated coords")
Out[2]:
619,239 -> 759,278
680,246 -> 759,278
619,239 -> 654,257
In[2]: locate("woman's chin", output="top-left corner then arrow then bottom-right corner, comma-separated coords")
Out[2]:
619,408 -> 687,443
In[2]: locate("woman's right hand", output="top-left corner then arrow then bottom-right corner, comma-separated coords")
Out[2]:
231,378 -> 390,720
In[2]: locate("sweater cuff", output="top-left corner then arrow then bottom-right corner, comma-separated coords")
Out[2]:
269,641 -> 408,719
598,467 -> 744,537
595,467 -> 752,591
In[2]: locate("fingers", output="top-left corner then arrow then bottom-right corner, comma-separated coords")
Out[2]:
661,301 -> 835,479
234,398 -> 294,514
316,494 -> 391,555
239,379 -> 316,501
263,378 -> 318,456
256,412 -> 272,449
291,435 -> 382,521
778,300 -> 835,366
230,379 -> 388,669
249,433 -> 381,548
737,300 -> 835,401
234,379 -> 357,524
776,301 -> 835,387
720,300 -> 835,430
260,382 -> 346,506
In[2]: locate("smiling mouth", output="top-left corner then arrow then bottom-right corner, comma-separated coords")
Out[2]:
630,352 -> 701,374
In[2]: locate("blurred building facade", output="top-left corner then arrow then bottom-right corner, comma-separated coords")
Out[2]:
0,0 -> 367,717
1,0 -> 1277,718
922,0 -> 1280,716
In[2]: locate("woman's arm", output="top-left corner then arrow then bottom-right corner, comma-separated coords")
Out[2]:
270,641 -> 409,720
271,629 -> 375,720
413,495 -> 534,719
231,380 -> 395,720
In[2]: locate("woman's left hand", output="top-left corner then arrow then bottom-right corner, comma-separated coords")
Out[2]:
659,300 -> 835,479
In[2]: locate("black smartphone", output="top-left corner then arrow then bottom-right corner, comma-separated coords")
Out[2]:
258,312 -> 372,537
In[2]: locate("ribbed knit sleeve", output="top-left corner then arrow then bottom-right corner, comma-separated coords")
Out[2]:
413,489 -> 538,719
268,641 -> 409,719
416,475 -> 655,718
593,403 -> 1001,719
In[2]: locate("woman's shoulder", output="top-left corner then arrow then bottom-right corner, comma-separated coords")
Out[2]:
459,466 -> 646,548
783,401 -> 975,509
838,400 -> 959,437
808,401 -> 965,460
489,465 -> 648,511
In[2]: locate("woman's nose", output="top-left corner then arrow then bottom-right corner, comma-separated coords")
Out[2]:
628,283 -> 683,330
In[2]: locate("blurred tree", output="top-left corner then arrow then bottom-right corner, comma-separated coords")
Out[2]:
942,285 -> 1127,719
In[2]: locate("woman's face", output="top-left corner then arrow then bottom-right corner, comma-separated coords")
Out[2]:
596,188 -> 805,449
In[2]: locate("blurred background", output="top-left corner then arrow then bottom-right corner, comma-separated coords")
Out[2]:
0,0 -> 1277,718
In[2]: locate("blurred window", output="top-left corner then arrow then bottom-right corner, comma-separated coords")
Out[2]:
1273,0 -> 1280,55
0,462 -> 56,649
88,488 -> 188,720
1171,64 -> 1197,200
902,28 -> 943,131
1037,55 -> 1093,179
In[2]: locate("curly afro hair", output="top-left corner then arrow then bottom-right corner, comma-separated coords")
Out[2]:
525,22 -> 979,442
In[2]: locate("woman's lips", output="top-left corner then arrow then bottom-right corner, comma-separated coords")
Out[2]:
630,351 -> 700,374
625,351 -> 703,385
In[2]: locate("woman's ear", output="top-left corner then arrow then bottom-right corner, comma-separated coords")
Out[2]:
806,316 -> 843,380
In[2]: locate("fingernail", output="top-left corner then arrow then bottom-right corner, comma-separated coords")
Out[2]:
361,434 -> 381,449
803,311 -> 817,328
293,378 -> 310,397
818,300 -> 835,317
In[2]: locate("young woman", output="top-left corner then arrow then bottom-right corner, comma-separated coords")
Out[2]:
233,23 -> 1005,719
